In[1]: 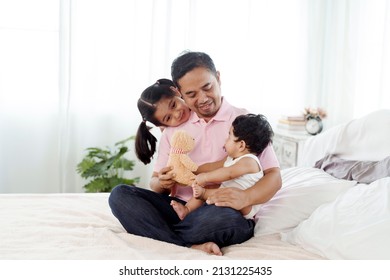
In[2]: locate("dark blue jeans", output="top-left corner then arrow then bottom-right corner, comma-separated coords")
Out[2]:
108,184 -> 254,247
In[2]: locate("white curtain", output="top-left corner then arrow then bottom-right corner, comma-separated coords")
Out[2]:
0,0 -> 388,193
306,0 -> 390,127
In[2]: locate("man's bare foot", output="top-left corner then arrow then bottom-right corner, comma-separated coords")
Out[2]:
191,242 -> 222,256
170,200 -> 189,220
192,183 -> 205,199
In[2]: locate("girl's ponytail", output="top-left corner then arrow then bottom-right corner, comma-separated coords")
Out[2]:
135,120 -> 157,165
135,78 -> 176,164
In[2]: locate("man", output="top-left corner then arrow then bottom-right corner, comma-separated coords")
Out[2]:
109,51 -> 281,255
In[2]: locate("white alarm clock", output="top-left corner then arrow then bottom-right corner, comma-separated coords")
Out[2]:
305,116 -> 323,135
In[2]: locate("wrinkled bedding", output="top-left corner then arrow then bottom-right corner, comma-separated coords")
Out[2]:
0,193 -> 323,260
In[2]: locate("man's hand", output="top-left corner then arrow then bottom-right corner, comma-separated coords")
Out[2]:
206,187 -> 249,211
206,167 -> 282,210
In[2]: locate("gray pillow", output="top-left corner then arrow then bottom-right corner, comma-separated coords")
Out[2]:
314,154 -> 390,184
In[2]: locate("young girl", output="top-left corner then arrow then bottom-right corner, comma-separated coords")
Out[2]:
170,113 -> 274,220
135,79 -> 191,164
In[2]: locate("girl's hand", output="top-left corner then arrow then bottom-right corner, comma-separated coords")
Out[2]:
206,187 -> 249,211
158,166 -> 176,191
170,86 -> 182,97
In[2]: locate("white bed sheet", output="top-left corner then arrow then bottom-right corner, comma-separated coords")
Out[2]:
0,193 -> 323,260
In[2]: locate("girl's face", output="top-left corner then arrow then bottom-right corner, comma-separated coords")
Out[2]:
153,95 -> 191,127
223,126 -> 242,158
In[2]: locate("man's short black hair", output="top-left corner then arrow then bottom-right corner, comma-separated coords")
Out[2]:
171,51 -> 217,87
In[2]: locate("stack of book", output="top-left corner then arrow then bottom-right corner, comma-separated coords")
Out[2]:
276,115 -> 307,134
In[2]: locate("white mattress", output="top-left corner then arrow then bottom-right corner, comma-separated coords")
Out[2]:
0,193 -> 322,260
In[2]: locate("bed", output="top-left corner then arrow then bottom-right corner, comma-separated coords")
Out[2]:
1,110 -> 389,260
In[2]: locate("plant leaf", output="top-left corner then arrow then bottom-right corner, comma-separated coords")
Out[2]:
77,136 -> 138,192
115,136 -> 135,146
85,147 -> 110,160
83,176 -> 140,193
113,158 -> 135,170
76,158 -> 97,178
83,178 -> 110,193
82,146 -> 128,178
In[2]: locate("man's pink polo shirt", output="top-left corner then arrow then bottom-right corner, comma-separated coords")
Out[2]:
153,98 -> 280,202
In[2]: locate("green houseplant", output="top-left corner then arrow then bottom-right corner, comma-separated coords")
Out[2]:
76,136 -> 139,192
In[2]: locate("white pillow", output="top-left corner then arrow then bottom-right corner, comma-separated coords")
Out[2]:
301,109 -> 390,167
254,167 -> 356,236
281,177 -> 390,259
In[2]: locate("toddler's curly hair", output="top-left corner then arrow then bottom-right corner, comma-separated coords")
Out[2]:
232,114 -> 274,155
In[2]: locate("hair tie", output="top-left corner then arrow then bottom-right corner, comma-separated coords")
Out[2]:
139,98 -> 155,108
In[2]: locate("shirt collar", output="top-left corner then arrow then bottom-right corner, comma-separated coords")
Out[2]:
188,97 -> 233,123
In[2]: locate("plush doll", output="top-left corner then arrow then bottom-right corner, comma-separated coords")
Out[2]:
167,130 -> 198,186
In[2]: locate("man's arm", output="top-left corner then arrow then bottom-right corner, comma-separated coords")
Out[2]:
205,167 -> 282,210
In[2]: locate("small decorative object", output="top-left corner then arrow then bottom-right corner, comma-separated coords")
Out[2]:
303,107 -> 327,135
167,130 -> 198,186
76,136 -> 139,192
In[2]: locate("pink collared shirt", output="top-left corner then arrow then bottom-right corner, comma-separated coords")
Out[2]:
154,98 -> 280,201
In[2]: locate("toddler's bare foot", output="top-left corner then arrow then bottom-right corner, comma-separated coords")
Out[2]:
191,242 -> 222,256
170,200 -> 189,220
192,184 -> 205,199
